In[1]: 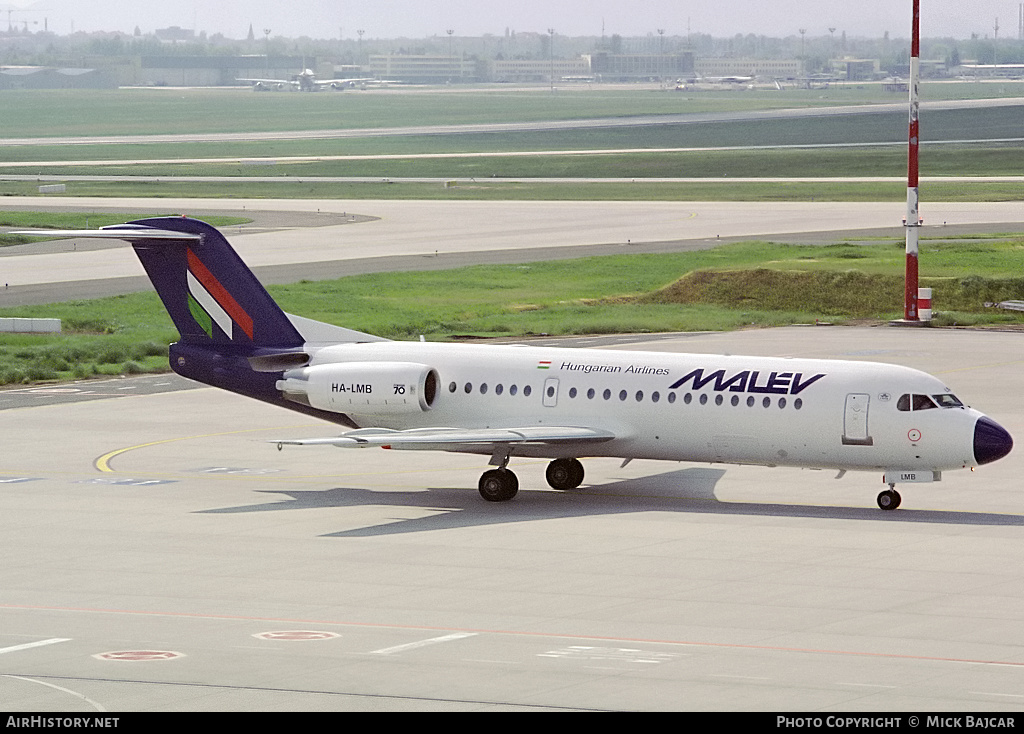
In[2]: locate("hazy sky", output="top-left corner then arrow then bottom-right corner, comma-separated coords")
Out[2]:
10,0 -> 1020,41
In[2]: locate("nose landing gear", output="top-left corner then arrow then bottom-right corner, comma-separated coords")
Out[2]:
877,485 -> 902,511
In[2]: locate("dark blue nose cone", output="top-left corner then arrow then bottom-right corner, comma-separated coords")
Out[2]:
974,417 -> 1013,465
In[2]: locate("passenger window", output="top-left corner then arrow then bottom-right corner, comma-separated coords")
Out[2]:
587,388 -> 596,399
524,385 -> 532,397
568,387 -> 577,398
495,384 -> 503,395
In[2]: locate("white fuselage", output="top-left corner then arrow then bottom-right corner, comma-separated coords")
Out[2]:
303,341 -> 983,474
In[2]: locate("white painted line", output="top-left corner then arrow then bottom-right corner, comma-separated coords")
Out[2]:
970,691 -> 1024,699
0,638 -> 71,655
367,632 -> 477,655
837,682 -> 898,689
2,675 -> 106,712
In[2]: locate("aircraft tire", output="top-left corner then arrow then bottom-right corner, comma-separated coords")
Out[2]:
546,458 -> 585,490
877,488 -> 902,511
479,468 -> 519,502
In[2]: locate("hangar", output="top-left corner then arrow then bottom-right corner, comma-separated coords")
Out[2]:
0,66 -> 116,90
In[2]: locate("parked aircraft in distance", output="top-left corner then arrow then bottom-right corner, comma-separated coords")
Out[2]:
238,68 -> 377,91
19,218 -> 1013,510
675,74 -> 755,89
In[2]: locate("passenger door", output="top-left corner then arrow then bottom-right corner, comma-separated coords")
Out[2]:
842,393 -> 873,446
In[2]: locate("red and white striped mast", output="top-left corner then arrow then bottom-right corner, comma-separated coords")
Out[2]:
904,0 -> 922,321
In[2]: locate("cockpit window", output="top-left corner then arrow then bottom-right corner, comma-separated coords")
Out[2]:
898,393 -> 944,411
933,393 -> 963,408
912,394 -> 937,410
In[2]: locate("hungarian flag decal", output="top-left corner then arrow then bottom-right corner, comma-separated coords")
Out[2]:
186,248 -> 254,340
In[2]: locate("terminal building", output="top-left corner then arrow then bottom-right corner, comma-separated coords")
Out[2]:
590,52 -> 695,81
694,57 -> 801,79
368,54 -> 482,84
368,52 -> 693,84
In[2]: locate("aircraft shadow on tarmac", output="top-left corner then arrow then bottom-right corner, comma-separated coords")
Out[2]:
194,467 -> 1024,537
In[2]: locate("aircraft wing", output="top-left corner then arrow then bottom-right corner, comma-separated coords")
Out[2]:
237,77 -> 299,89
274,425 -> 615,451
237,77 -> 293,84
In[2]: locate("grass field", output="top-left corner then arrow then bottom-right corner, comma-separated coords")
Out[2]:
3,236 -> 1022,385
0,86 -> 940,138
3,85 -> 1021,202
10,143 -> 1024,179
3,83 -> 1024,140
4,178 -> 1023,203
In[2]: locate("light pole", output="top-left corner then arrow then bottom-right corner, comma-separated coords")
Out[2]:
447,29 -> 454,83
264,28 -> 271,73
548,28 -> 555,92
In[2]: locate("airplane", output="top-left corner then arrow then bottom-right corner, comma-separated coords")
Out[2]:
674,74 -> 757,91
17,217 -> 1013,510
238,68 -> 377,92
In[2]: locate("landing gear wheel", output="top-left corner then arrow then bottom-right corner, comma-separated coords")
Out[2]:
479,468 -> 519,502
877,488 -> 902,511
545,458 -> 585,490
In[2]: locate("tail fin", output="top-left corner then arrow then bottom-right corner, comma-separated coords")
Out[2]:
119,217 -> 304,348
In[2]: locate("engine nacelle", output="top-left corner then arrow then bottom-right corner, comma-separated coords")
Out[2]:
276,362 -> 439,416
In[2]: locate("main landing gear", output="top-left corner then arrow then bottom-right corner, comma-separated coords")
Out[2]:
477,458 -> 585,502
877,485 -> 902,511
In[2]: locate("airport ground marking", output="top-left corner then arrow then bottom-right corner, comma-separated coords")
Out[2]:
934,358 -> 1024,376
0,638 -> 71,655
4,601 -> 1024,671
93,425 -> 316,473
367,632 -> 478,656
1,674 -> 106,712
